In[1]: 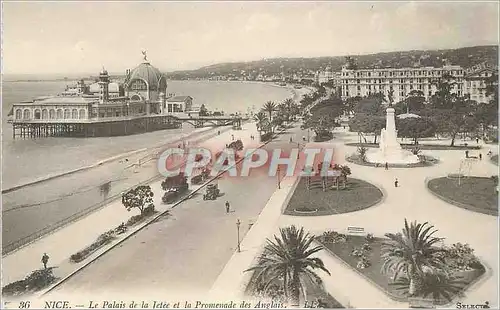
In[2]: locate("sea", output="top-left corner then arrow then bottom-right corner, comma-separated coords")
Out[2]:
1,80 -> 293,189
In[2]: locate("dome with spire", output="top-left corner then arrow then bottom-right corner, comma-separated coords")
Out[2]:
125,61 -> 167,92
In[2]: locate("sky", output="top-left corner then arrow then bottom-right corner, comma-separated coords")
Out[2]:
2,1 -> 499,75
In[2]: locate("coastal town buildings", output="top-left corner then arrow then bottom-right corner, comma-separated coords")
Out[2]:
166,96 -> 193,113
340,61 -> 498,104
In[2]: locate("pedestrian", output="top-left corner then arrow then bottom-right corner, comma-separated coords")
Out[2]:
479,153 -> 482,160
231,134 -> 234,141
41,253 -> 49,269
476,137 -> 479,144
394,178 -> 399,188
465,150 -> 469,158
225,201 -> 230,213
289,137 -> 293,143
302,136 -> 306,141
218,130 -> 221,135
385,162 -> 388,170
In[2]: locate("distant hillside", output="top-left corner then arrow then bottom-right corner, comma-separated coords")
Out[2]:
167,45 -> 498,80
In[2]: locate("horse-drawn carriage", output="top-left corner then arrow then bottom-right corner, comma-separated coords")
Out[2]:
161,173 -> 189,204
203,183 -> 220,200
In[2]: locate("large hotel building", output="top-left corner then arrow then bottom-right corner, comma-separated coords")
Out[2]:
337,63 -> 497,104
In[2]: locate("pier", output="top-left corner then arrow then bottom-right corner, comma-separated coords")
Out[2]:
10,114 -> 245,139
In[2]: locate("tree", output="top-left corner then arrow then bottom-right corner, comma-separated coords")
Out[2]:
381,219 -> 446,297
122,185 -> 154,215
404,90 -> 426,114
353,98 -> 384,115
254,111 -> 270,135
199,104 -> 209,116
349,114 -> 385,143
246,225 -> 330,305
262,101 -> 277,131
396,117 -> 436,144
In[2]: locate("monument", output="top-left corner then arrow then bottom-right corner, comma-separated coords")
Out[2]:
366,107 -> 420,164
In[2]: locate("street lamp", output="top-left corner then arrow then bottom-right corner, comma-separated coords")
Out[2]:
307,128 -> 310,142
236,219 -> 241,253
277,167 -> 281,189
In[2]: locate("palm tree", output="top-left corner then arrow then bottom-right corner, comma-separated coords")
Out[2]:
391,270 -> 467,303
245,225 -> 330,305
254,111 -> 269,135
381,219 -> 446,297
262,101 -> 277,130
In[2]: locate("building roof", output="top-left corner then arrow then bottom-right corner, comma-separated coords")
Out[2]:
397,113 -> 421,119
35,96 -> 98,105
125,62 -> 167,92
167,96 -> 193,102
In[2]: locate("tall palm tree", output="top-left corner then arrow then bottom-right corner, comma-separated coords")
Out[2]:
246,225 -> 330,305
254,111 -> 269,135
262,101 -> 277,130
381,219 -> 446,297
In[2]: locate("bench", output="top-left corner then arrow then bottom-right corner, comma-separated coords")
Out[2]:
347,226 -> 365,235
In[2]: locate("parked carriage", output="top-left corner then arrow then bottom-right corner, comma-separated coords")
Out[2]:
203,183 -> 220,200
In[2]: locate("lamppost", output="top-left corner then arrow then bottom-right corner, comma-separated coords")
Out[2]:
277,167 -> 281,189
307,128 -> 310,142
236,219 -> 241,253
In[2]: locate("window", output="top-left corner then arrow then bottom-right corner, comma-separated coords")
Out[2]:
357,79 -> 360,84
15,109 -> 22,120
57,109 -> 63,119
49,109 -> 56,119
357,85 -> 361,90
79,109 -> 86,119
130,79 -> 147,91
72,109 -> 78,119
23,109 -> 31,119
34,109 -> 41,119
42,109 -> 48,119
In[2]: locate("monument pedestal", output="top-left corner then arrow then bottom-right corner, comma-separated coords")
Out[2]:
366,107 -> 419,164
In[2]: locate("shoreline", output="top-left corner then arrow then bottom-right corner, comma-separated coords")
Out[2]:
2,83 -> 308,195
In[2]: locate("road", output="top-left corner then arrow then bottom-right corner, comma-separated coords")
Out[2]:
47,124 -> 311,300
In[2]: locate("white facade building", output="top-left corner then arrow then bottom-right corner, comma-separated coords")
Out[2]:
340,65 -> 465,103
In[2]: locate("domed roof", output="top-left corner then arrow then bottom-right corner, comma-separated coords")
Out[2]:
126,62 -> 167,92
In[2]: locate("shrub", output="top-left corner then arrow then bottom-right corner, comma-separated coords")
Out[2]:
365,233 -> 375,242
321,230 -> 347,244
351,249 -> 364,257
444,243 -> 483,271
362,243 -> 372,251
411,146 -> 421,155
2,269 -> 57,297
356,256 -> 371,269
357,146 -> 368,162
260,132 -> 273,142
70,231 -> 115,263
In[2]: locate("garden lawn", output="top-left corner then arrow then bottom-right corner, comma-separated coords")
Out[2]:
284,177 -> 383,216
427,177 -> 498,216
318,236 -> 485,305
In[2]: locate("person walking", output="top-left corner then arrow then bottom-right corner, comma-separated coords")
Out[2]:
231,134 -> 234,141
465,150 -> 469,158
289,136 -> 293,143
479,153 -> 482,160
385,162 -> 389,170
476,137 -> 479,144
394,178 -> 399,188
41,253 -> 49,269
225,201 -> 230,213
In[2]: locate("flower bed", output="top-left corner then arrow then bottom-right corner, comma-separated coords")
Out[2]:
2,268 -> 57,297
284,177 -> 383,216
70,206 -> 158,263
427,177 -> 498,216
317,234 -> 485,305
